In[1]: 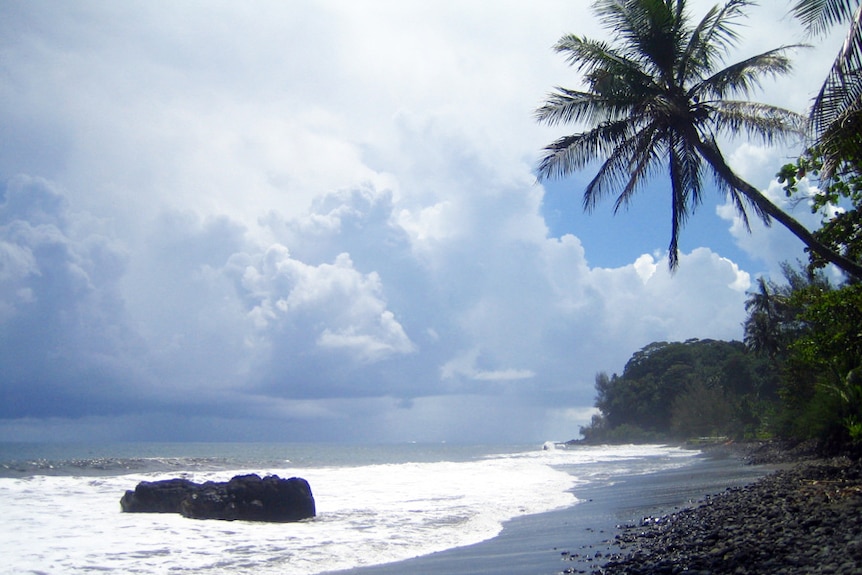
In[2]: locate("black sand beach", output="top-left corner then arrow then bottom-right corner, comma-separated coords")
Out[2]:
600,455 -> 862,575
328,451 -> 775,575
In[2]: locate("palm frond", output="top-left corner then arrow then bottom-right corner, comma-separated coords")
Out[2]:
810,5 -> 862,137
707,101 -> 807,143
593,0 -> 661,46
697,0 -> 751,49
841,4 -> 862,71
812,69 -> 862,133
675,133 -> 704,211
536,119 -> 634,181
714,170 -> 755,233
577,122 -> 663,212
535,88 -> 630,127
809,4 -> 862,175
554,34 -> 629,74
668,144 -> 687,270
679,0 -> 753,83
693,46 -> 801,100
609,124 -> 666,213
606,0 -> 684,79
816,82 -> 862,175
791,0 -> 859,36
554,34 -> 661,103
679,4 -> 722,83
666,132 -> 705,268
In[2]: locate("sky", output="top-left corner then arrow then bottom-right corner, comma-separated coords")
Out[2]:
0,1 -> 850,444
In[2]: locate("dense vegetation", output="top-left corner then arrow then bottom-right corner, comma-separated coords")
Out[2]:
580,263 -> 862,447
580,339 -> 775,443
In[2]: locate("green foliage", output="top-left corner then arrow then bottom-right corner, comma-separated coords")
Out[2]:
582,339 -> 774,442
781,285 -> 862,443
777,146 -> 862,272
789,283 -> 862,374
770,3 -> 862,445
741,260 -> 862,446
583,270 -> 862,448
777,147 -> 862,211
847,419 -> 862,444
579,413 -> 666,444
595,424 -> 667,444
743,263 -> 829,361
671,380 -> 737,438
578,412 -> 608,443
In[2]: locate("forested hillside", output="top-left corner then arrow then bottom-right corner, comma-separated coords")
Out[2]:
580,339 -> 776,443
581,265 -> 862,448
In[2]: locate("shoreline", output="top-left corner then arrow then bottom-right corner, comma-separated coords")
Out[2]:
326,450 -> 776,575
597,454 -> 862,574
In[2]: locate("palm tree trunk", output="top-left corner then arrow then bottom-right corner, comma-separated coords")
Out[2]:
695,139 -> 862,280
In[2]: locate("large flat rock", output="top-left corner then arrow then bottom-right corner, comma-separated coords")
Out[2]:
121,474 -> 315,522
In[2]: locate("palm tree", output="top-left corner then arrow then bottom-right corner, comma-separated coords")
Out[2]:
535,0 -> 862,278
790,1 -> 862,177
743,276 -> 790,360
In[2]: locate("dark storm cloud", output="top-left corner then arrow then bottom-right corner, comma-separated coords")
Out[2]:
0,176 -> 145,417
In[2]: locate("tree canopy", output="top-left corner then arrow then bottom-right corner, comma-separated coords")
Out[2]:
581,267 -> 862,448
582,339 -> 773,442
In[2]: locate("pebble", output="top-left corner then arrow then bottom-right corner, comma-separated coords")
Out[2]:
592,457 -> 862,575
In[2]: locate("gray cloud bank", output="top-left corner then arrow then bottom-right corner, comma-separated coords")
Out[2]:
0,1 -> 830,442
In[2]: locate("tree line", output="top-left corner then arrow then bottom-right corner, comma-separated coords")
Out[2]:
580,338 -> 774,443
581,264 -> 862,446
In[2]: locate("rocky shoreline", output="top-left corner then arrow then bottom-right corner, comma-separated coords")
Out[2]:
588,452 -> 862,575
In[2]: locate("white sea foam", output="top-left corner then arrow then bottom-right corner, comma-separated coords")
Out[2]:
0,444 -> 698,574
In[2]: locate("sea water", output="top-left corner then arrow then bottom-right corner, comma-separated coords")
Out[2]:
0,442 -> 699,575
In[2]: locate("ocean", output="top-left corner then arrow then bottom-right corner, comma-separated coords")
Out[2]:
0,442 -> 704,575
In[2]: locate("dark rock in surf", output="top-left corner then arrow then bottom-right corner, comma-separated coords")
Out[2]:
120,477 -> 198,514
181,474 -> 316,522
121,474 -> 315,522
